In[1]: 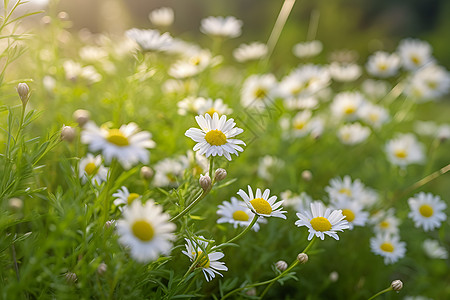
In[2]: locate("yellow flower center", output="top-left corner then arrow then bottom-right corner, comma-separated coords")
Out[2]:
193,251 -> 210,268
380,242 -> 394,252
342,209 -> 355,222
250,198 -> 272,215
204,129 -> 227,146
310,216 -> 332,232
427,81 -> 437,90
205,108 -> 219,117
378,63 -> 388,71
131,220 -> 154,242
106,129 -> 129,147
254,88 -> 267,99
84,162 -> 97,176
339,188 -> 352,196
192,165 -> 204,177
127,193 -> 140,205
190,56 -> 201,66
369,113 -> 379,122
344,106 -> 356,115
380,220 -> 390,228
411,55 -> 421,65
293,121 -> 306,130
232,210 -> 249,221
419,204 -> 433,218
394,149 -> 407,159
291,85 -> 305,95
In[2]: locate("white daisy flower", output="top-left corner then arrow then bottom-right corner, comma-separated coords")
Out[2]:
79,46 -> 109,63
152,156 -> 188,187
292,40 -> 323,58
422,239 -> 448,259
358,102 -> 390,128
283,96 -> 319,110
366,51 -> 401,78
280,111 -> 324,140
117,200 -> 176,263
237,185 -> 286,219
182,236 -> 228,281
185,113 -> 245,161
397,38 -> 433,71
113,186 -> 142,208
148,7 -> 174,27
370,209 -> 400,235
361,79 -> 390,99
385,133 -> 425,167
168,50 -> 213,79
337,122 -> 371,145
217,197 -> 266,232
200,16 -> 243,39
78,153 -> 108,185
233,42 -> 268,62
408,192 -> 446,231
330,91 -> 366,120
81,121 -> 156,170
126,28 -> 173,52
177,96 -> 204,116
330,195 -> 369,230
370,233 -> 406,264
405,64 -> 450,100
241,74 -> 278,111
197,98 -> 233,117
295,202 -> 349,240
328,62 -> 362,82
325,175 -> 365,202
63,60 -> 102,84
257,155 -> 284,182
162,78 -> 198,95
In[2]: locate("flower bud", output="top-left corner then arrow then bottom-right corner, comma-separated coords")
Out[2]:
214,168 -> 227,181
8,198 -> 23,210
140,166 -> 154,180
65,272 -> 77,283
329,271 -> 339,282
391,280 -> 403,291
105,220 -> 115,228
16,83 -> 30,106
60,125 -> 76,142
97,262 -> 107,275
297,253 -> 308,264
275,260 -> 288,271
301,170 -> 312,181
73,109 -> 90,127
199,174 -> 212,191
245,288 -> 256,296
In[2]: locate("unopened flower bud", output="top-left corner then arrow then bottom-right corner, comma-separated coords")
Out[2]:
245,288 -> 256,296
97,262 -> 107,275
199,174 -> 211,191
60,125 -> 76,142
65,272 -> 77,283
140,166 -> 154,180
391,280 -> 403,291
275,260 -> 288,271
105,220 -> 115,228
17,83 -> 30,106
297,253 -> 308,264
329,271 -> 339,282
73,109 -> 90,127
9,198 -> 23,210
58,11 -> 69,21
214,168 -> 227,181
301,170 -> 312,181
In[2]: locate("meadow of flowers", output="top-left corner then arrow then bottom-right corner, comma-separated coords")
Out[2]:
1,1 -> 449,299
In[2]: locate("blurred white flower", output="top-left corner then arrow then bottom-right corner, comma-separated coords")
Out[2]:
63,60 -> 102,84
408,192 -> 446,232
78,153 -> 108,185
257,155 -> 284,181
113,186 -> 141,208
423,239 -> 448,259
330,91 -> 366,121
293,40 -> 323,58
281,191 -> 321,213
152,156 -> 188,188
241,74 -> 278,110
358,102 -> 390,128
366,51 -> 401,78
330,195 -> 369,230
197,98 -> 233,117
162,79 -> 198,95
385,133 -> 425,167
404,64 -> 450,100
329,62 -> 362,82
200,16 -> 243,38
397,38 -> 433,71
79,46 -> 108,63
168,50 -> 213,79
126,28 -> 173,52
280,111 -> 324,139
149,7 -> 174,27
233,42 -> 268,62
361,79 -> 390,99
370,209 -> 400,235
337,122 -> 371,145
370,233 -> 406,264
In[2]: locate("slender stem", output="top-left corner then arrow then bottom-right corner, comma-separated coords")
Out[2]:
215,215 -> 259,250
367,287 -> 393,300
209,156 -> 214,178
306,10 -> 320,41
14,105 -> 25,145
170,185 -> 212,222
11,244 -> 20,281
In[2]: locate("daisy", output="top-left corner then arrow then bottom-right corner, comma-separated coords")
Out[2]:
185,113 -> 245,161
182,236 -> 228,281
233,42 -> 268,62
370,233 -> 406,264
200,16 -> 242,39
337,122 -> 371,145
63,60 -> 102,84
361,79 -> 389,100
408,192 -> 446,231
281,191 -> 321,213
370,209 -> 400,235
257,155 -> 284,182
217,197 -> 266,232
328,62 -> 362,82
358,102 -> 390,128
148,7 -> 174,27
197,98 -> 233,117
330,91 -> 366,121
113,186 -> 142,208
292,40 -> 323,58
325,175 -> 365,202
366,51 -> 401,78
280,110 -> 313,138
117,200 -> 176,263
81,122 -> 156,169
78,153 -> 108,185
330,195 -> 369,230
241,74 -> 278,110
237,185 -> 286,219
385,133 -> 425,167
397,38 -> 433,71
295,202 -> 349,240
152,156 -> 188,187
422,239 -> 448,259
168,50 -> 213,79
405,64 -> 450,100
125,28 -> 173,52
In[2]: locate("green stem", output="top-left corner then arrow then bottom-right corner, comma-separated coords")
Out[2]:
367,287 -> 393,300
170,184 -> 213,222
215,215 -> 259,250
209,156 -> 215,178
14,105 -> 25,145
